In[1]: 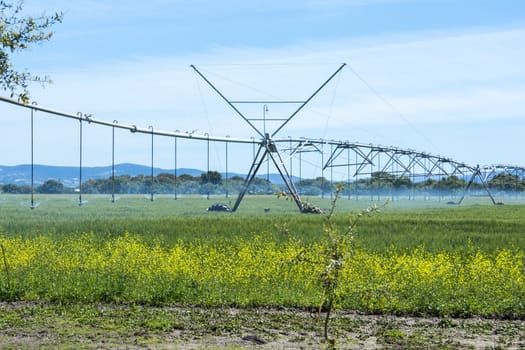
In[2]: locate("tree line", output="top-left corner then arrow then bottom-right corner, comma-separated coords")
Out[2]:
1,171 -> 524,195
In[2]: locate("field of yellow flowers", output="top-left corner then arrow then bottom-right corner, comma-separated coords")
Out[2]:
0,195 -> 525,319
1,231 -> 523,317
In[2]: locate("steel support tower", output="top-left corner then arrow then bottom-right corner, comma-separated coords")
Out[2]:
191,63 -> 346,212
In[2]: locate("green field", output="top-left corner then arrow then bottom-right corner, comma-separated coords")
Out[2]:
0,194 -> 524,318
1,194 -> 525,252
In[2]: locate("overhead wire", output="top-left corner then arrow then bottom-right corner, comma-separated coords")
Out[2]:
192,68 -> 225,173
311,66 -> 344,180
197,67 -> 285,101
345,62 -> 441,154
321,65 -> 343,141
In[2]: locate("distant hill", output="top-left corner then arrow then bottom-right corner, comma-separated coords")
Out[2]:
0,163 -> 296,186
0,164 -> 202,187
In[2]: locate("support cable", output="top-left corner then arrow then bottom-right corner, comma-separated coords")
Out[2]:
346,63 -> 439,153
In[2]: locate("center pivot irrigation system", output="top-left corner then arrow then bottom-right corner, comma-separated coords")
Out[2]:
1,63 -> 524,212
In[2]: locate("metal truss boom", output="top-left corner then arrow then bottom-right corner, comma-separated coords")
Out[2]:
277,138 -> 511,204
2,94 -> 524,208
0,95 -> 255,145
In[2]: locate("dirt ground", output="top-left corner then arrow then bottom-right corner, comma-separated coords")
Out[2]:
0,302 -> 524,349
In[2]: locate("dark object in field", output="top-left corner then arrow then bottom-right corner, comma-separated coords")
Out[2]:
446,201 -> 457,205
300,203 -> 323,214
264,207 -> 270,213
207,203 -> 232,212
242,335 -> 267,345
496,202 -> 505,205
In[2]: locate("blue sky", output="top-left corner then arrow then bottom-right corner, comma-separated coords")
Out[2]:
2,0 -> 525,178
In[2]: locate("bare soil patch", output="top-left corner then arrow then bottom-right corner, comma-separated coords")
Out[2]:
0,302 -> 524,349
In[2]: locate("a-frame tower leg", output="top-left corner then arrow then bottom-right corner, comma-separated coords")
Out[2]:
458,165 -> 496,205
266,142 -> 303,211
232,134 -> 304,212
232,142 -> 268,212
